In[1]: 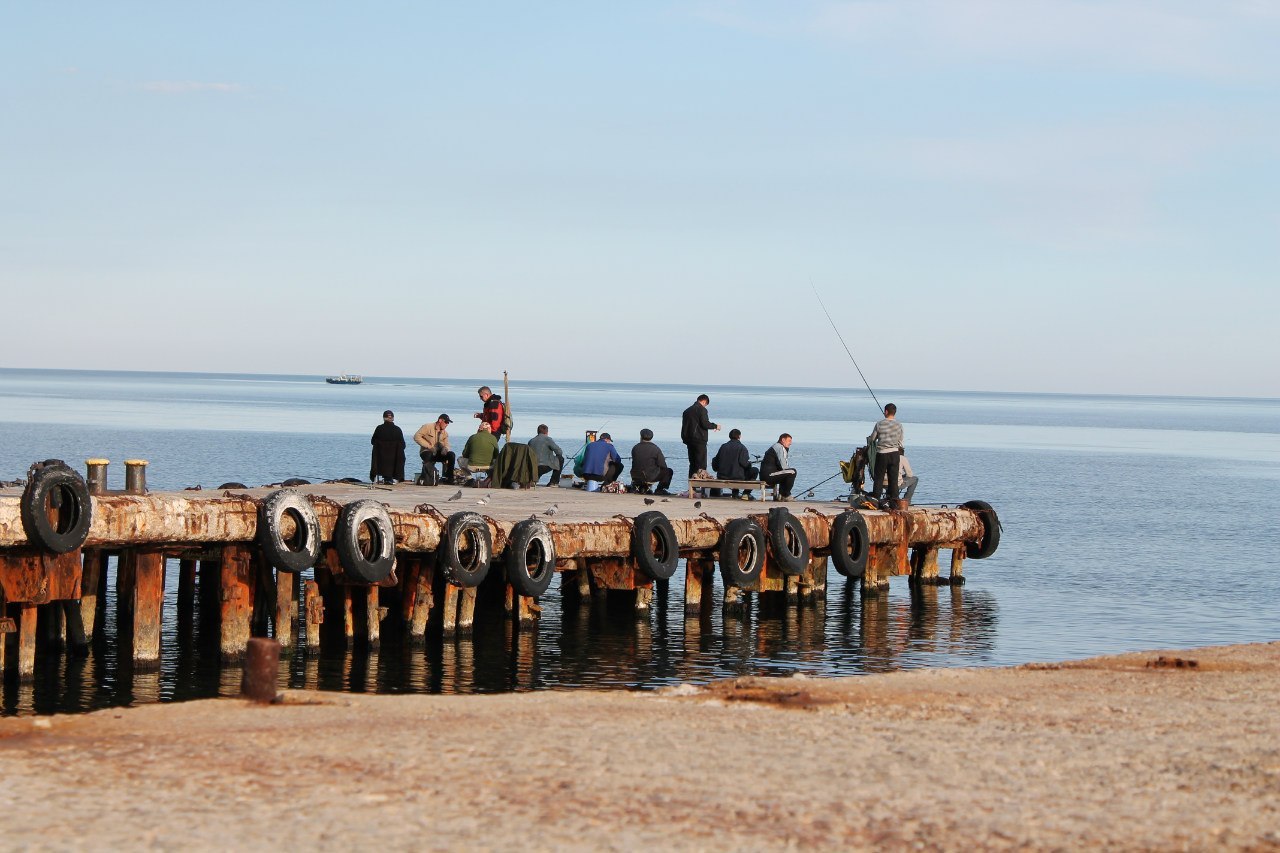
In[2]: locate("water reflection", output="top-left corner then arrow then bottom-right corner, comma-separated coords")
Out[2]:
3,562 -> 1000,715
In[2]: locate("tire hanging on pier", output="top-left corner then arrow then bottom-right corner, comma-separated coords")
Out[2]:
962,500 -> 1001,559
719,517 -> 765,588
829,511 -> 869,579
505,518 -> 556,597
257,489 -> 322,573
632,511 -> 678,581
442,511 -> 492,588
767,507 -> 810,576
334,499 -> 396,584
21,459 -> 92,554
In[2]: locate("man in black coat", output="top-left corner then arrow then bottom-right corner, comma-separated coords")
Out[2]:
370,410 -> 406,484
629,428 -> 673,495
680,394 -> 720,478
712,428 -> 759,499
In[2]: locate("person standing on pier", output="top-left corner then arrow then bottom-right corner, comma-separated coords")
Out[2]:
629,428 -> 674,495
369,410 -> 406,485
870,403 -> 904,507
760,433 -> 796,500
474,386 -> 508,441
414,414 -> 455,485
680,394 -> 720,478
528,424 -> 565,486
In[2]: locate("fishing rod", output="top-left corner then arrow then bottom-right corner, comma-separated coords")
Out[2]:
811,281 -> 882,414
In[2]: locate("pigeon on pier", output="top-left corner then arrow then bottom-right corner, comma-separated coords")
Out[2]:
543,503 -> 559,516
447,490 -> 463,502
643,498 -> 656,505
476,493 -> 491,506
693,500 -> 702,508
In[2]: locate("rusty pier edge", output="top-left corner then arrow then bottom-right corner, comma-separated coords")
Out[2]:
0,478 -> 995,679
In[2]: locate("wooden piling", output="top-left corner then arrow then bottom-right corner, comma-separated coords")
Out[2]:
177,558 -> 197,611
407,558 -> 433,642
304,579 -> 322,651
80,550 -> 107,640
949,548 -> 966,585
684,555 -> 712,616
130,550 -> 165,667
274,570 -> 297,648
219,544 -> 254,661
17,602 -> 37,680
458,587 -> 477,633
441,583 -> 461,636
362,585 -> 380,648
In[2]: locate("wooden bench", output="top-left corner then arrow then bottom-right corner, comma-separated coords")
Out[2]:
688,477 -> 778,500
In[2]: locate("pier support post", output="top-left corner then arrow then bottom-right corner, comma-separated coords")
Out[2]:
274,570 -> 297,649
635,582 -> 654,613
458,587 -> 477,633
406,557 -> 434,642
80,550 -> 107,640
16,603 -> 37,680
342,587 -> 354,645
949,548 -> 966,585
362,585 -> 380,648
723,585 -> 746,615
441,583 -> 461,637
910,546 -> 941,586
177,558 -> 197,612
129,550 -> 164,667
684,555 -> 713,616
219,544 -> 254,661
798,555 -> 827,605
304,579 -> 322,651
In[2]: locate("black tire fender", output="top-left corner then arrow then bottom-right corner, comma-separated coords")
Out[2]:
281,477 -> 311,487
218,482 -> 248,490
829,511 -> 869,579
505,518 -> 556,597
962,500 -> 1001,559
718,517 -> 765,588
632,511 -> 678,581
334,499 -> 396,584
257,489 -> 321,573
21,460 -> 92,554
442,511 -> 492,588
767,507 -> 810,576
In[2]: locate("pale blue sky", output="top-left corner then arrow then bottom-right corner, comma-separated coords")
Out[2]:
3,2 -> 1277,397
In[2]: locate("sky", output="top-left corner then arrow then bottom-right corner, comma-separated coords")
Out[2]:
2,1 -> 1277,398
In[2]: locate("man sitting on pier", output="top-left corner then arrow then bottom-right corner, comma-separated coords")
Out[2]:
712,428 -> 759,499
528,424 -> 565,486
459,422 -> 500,480
582,433 -> 623,492
629,429 -> 673,495
760,433 -> 797,501
369,410 -> 405,485
413,414 -> 455,486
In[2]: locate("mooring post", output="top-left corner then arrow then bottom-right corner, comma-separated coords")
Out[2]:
85,458 -> 109,495
219,544 -> 254,661
123,459 -> 148,494
131,550 -> 165,667
274,570 -> 297,648
241,637 -> 281,704
304,579 -> 322,651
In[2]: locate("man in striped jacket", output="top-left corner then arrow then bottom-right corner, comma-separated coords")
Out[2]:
870,403 -> 904,507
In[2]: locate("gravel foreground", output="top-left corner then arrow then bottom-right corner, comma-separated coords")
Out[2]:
1,642 -> 1277,851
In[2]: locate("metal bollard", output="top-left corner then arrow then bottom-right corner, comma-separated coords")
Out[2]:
124,459 -> 148,495
85,458 -> 109,495
241,637 -> 282,703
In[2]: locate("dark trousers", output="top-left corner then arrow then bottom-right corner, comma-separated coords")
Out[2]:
686,442 -> 707,477
420,449 -> 456,483
537,464 -> 562,486
584,460 -> 624,487
632,466 -> 673,493
765,469 -> 796,498
873,450 -> 901,501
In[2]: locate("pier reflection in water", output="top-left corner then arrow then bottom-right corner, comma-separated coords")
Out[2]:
3,556 -> 997,715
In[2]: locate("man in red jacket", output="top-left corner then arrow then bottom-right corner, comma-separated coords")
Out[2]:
473,386 -> 506,440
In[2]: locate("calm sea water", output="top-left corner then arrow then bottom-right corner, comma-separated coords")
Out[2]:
2,368 -> 1278,714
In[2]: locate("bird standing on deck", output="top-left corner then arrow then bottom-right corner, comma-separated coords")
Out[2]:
544,503 -> 558,516
447,489 -> 463,502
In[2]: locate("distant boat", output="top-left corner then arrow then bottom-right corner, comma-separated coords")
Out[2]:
325,374 -> 363,385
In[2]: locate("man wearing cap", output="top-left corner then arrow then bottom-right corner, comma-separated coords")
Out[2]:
581,432 -> 623,492
414,414 -> 455,485
369,410 -> 405,485
630,428 -> 673,496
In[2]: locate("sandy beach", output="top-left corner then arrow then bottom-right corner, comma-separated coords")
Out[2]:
1,641 -> 1276,850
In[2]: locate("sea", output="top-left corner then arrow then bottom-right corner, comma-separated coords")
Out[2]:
2,368 -> 1278,715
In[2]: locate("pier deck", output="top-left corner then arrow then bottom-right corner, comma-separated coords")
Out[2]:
0,464 -> 998,682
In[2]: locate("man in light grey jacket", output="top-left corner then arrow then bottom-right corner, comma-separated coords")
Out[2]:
870,403 -> 904,505
528,424 -> 565,486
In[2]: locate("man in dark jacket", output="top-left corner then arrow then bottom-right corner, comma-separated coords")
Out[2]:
629,429 -> 673,495
680,394 -> 720,478
369,410 -> 406,484
712,428 -> 759,499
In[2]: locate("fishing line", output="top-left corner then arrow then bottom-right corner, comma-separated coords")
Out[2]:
811,281 -> 882,414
